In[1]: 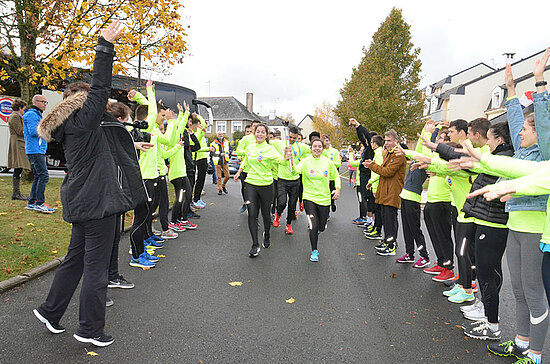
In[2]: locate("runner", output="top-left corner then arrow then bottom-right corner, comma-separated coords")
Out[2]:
363,135 -> 384,239
233,123 -> 291,257
291,137 -> 341,262
321,134 -> 341,213
210,131 -> 232,195
236,120 -> 261,213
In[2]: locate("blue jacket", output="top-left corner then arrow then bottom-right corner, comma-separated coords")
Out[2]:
504,96 -> 548,212
23,107 -> 48,155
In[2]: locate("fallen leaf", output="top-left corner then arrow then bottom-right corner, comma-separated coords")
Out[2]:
285,297 -> 295,304
51,250 -> 58,254
157,254 -> 166,258
27,223 -> 34,226
360,258 -> 366,260
86,351 -> 99,356
391,272 -> 398,278
0,212 -> 7,216
228,281 -> 243,286
55,201 -> 61,204
210,203 -> 214,205
357,253 -> 365,256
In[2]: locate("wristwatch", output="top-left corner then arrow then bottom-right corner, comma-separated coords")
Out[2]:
535,80 -> 547,87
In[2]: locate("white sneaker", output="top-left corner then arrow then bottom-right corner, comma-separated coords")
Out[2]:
460,298 -> 482,313
161,230 -> 178,239
152,227 -> 162,236
463,305 -> 486,321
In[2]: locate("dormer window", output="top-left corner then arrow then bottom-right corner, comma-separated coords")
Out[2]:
430,97 -> 439,112
425,86 -> 432,96
492,87 -> 504,109
424,99 -> 431,115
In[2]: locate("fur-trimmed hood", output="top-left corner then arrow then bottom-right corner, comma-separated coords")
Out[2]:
37,92 -> 87,142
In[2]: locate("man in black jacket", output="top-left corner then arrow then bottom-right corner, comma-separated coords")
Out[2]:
33,21 -> 138,347
348,118 -> 374,222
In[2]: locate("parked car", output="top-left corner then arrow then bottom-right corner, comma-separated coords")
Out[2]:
228,155 -> 241,175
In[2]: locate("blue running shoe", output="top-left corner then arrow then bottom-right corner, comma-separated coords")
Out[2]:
129,253 -> 156,268
149,235 -> 165,243
142,250 -> 159,263
34,204 -> 55,214
26,203 -> 36,210
443,284 -> 461,297
448,289 -> 475,304
145,237 -> 163,249
310,250 -> 319,262
197,199 -> 206,207
239,204 -> 247,213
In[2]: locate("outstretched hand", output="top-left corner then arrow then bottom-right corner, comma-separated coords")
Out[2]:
447,156 -> 475,171
127,89 -> 136,101
467,184 -> 517,202
100,20 -> 124,43
459,140 -> 482,161
348,118 -> 359,127
505,64 -> 516,97
534,48 -> 550,81
418,133 -> 437,151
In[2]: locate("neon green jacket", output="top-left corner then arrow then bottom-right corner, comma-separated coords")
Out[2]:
293,155 -> 341,206
270,140 -> 311,181
322,146 -> 341,169
240,141 -> 286,186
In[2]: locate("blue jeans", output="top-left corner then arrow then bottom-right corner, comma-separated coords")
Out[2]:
210,159 -> 217,183
27,154 -> 49,205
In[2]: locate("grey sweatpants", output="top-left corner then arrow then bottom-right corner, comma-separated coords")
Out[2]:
506,230 -> 549,352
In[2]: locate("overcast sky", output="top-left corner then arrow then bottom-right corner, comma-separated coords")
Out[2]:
150,0 -> 549,122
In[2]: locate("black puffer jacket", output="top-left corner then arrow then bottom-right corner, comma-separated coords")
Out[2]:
462,143 -> 515,225
38,37 -> 147,223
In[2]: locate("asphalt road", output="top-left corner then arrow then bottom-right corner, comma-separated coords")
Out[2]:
1,176 -> 548,363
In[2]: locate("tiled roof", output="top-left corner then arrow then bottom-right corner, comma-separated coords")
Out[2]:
196,97 -> 262,121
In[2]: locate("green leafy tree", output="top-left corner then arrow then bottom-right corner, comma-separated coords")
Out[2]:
335,7 -> 424,139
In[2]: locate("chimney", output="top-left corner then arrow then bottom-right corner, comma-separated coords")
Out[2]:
503,52 -> 515,64
246,92 -> 253,112
269,110 -> 276,120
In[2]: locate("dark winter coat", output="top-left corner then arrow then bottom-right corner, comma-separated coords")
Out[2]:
37,37 -> 146,223
462,143 -> 515,225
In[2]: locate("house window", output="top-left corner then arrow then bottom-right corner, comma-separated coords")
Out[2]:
423,100 -> 431,116
206,124 -> 212,133
232,121 -> 242,132
430,97 -> 438,112
492,88 -> 503,108
216,121 -> 226,133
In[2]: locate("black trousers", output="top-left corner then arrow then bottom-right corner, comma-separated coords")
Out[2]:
381,205 -> 398,246
271,179 -> 278,214
304,200 -> 329,251
456,222 -> 477,289
401,199 -> 428,259
193,158 -> 208,202
38,214 -> 117,337
358,171 -> 370,218
373,202 -> 383,232
144,178 -> 160,237
108,213 -> 123,281
187,166 -> 196,193
245,182 -> 273,247
150,175 -> 169,231
475,225 -> 508,323
424,201 -> 454,269
277,178 -> 299,225
170,176 -> 192,223
239,171 -> 248,203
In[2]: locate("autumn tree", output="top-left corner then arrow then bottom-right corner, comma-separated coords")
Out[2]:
334,7 -> 424,139
0,0 -> 188,102
313,101 -> 346,148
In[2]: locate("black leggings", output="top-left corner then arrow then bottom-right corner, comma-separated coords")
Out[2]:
271,179 -> 278,214
303,200 -> 329,251
170,176 -> 192,223
456,222 -> 476,289
245,182 -> 273,247
240,171 -> 248,203
150,175 -> 169,231
108,213 -> 123,281
193,158 -> 208,202
144,178 -> 160,237
542,253 -> 550,312
13,168 -> 23,179
424,202 -> 454,269
475,225 -> 508,324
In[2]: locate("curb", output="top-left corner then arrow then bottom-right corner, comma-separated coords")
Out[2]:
0,256 -> 65,294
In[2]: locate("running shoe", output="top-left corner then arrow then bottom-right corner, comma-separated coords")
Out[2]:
149,235 -> 165,243
273,214 -> 281,228
423,264 -> 445,275
152,227 -> 162,236
374,241 -> 388,251
376,244 -> 396,256
262,233 -> 270,249
331,203 -> 336,212
180,221 -> 197,230
459,319 -> 487,330
26,203 -> 36,210
161,230 -> 178,239
223,186 -> 228,194
396,253 -> 414,263
285,224 -> 293,235
129,253 -> 156,268
145,237 -> 163,248
218,190 -> 222,195
487,340 -> 528,359
448,289 -> 475,303
108,276 -> 134,289
106,297 -> 114,307
73,333 -> 115,347
364,229 -> 383,240
514,358 -> 537,364
460,298 -> 483,313
129,246 -> 156,255
142,250 -> 159,263
432,269 -> 455,282
352,217 -> 363,225
34,203 -> 56,214
168,222 -> 186,232
413,257 -> 430,269
464,321 -> 501,341
240,204 -> 247,213
472,280 -> 479,293
310,250 -> 319,262
443,284 -> 461,297
249,245 -> 260,257
197,199 -> 207,207
463,305 -> 486,321
188,211 -> 201,219
33,309 -> 65,334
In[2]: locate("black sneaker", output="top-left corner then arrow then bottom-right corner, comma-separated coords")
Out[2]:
33,309 -> 65,334
218,190 -> 223,195
262,233 -> 270,249
188,211 -> 200,219
108,277 -> 134,289
106,297 -> 114,307
365,230 -> 383,240
487,340 -> 528,359
331,204 -> 336,212
249,245 -> 260,257
374,242 -> 388,251
459,319 -> 486,330
73,333 -> 115,347
223,186 -> 228,194
464,321 -> 501,341
376,244 -> 396,256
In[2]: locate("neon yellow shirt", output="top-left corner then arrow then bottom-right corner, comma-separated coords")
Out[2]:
241,141 -> 285,186
293,155 -> 341,206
